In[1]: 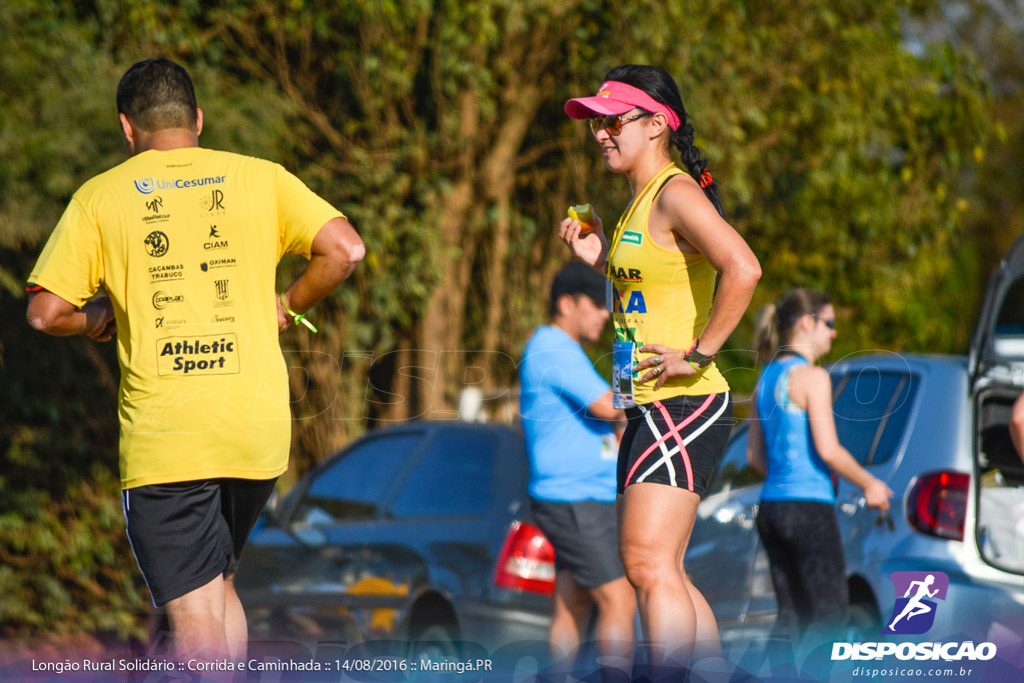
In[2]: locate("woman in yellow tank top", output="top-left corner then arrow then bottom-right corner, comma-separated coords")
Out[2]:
560,65 -> 761,671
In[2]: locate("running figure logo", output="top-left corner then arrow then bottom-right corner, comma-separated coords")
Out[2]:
884,571 -> 949,635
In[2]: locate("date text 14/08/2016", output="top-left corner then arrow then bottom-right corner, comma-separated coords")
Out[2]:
339,658 -> 494,674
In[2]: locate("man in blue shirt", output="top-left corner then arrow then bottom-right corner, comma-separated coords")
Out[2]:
519,262 -> 635,667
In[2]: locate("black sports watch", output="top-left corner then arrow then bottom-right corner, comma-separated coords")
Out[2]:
684,339 -> 715,369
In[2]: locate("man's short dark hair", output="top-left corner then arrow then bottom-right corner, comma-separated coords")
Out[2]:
116,58 -> 198,133
549,262 -> 607,318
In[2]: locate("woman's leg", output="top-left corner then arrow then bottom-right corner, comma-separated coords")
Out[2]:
798,507 -> 849,646
619,481 -> 718,666
757,501 -> 803,639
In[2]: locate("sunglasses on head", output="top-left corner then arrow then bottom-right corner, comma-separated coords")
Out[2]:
588,111 -> 652,136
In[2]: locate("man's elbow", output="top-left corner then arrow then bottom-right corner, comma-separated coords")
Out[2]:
27,311 -> 63,335
328,226 -> 365,270
26,298 -> 56,334
344,236 -> 366,267
27,310 -> 49,333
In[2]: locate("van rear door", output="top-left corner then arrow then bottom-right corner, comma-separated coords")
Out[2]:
969,234 -> 1024,575
969,235 -> 1024,387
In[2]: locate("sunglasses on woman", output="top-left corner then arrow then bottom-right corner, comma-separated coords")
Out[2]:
588,111 -> 652,136
812,314 -> 836,330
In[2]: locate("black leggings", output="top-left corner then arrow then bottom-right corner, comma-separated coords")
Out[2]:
756,500 -> 849,638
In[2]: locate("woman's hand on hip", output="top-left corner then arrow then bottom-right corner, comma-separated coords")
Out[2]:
635,343 -> 699,390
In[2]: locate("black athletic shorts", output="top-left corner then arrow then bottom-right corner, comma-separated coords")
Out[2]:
531,498 -> 625,589
617,392 -> 733,496
122,477 -> 277,607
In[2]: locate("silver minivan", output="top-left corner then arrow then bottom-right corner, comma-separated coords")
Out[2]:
688,238 -> 1024,651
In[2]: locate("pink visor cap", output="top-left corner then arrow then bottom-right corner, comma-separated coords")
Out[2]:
565,80 -> 681,130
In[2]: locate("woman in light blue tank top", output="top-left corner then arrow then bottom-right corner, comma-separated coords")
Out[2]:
746,289 -> 892,647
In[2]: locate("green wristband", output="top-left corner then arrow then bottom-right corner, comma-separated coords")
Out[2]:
280,293 -> 318,333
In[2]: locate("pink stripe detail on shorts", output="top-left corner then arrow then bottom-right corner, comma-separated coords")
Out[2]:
624,394 -> 717,489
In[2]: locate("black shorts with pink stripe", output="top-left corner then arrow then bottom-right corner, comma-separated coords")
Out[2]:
617,392 -> 733,496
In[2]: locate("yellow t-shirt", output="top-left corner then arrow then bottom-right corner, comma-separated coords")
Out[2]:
29,147 -> 344,488
609,164 -> 729,405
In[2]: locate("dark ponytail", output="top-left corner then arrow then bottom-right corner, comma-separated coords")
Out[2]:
603,64 -> 725,218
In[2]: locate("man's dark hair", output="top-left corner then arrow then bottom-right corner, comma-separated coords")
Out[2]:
549,261 -> 607,318
116,58 -> 198,133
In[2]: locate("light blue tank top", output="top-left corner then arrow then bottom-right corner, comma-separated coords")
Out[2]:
757,355 -> 835,503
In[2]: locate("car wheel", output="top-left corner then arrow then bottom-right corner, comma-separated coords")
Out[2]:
843,602 -> 882,641
408,623 -> 459,661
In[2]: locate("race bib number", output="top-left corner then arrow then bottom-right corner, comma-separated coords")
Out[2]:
612,341 -> 636,409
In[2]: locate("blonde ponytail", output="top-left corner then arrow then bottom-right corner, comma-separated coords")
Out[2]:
754,289 -> 832,366
753,303 -> 779,366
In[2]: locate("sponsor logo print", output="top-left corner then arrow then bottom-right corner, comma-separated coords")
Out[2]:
214,279 -> 233,308
885,571 -> 949,635
204,224 -> 228,250
612,287 -> 647,314
135,175 -> 226,193
143,196 -> 171,224
201,258 -> 236,272
156,333 -> 240,376
621,230 -> 643,246
155,317 -> 186,330
144,231 -> 170,257
152,291 -> 184,310
200,189 -> 226,215
211,314 -> 235,323
611,265 -> 643,283
149,263 -> 184,282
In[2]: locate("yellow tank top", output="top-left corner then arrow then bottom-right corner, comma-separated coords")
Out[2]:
608,163 -> 729,404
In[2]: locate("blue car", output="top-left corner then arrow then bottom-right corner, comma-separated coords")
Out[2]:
233,421 -> 556,659
688,238 -> 1024,654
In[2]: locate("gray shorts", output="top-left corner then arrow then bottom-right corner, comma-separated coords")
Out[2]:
530,498 -> 625,589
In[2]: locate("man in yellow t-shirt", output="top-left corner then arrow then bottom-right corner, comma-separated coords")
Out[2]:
25,57 -> 365,658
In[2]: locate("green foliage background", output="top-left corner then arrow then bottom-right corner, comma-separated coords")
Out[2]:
0,0 -> 1010,642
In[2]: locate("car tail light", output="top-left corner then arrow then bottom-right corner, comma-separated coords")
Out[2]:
493,521 -> 555,595
907,471 -> 970,541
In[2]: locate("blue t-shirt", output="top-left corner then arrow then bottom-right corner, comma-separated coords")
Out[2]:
519,326 -> 617,503
756,354 -> 835,504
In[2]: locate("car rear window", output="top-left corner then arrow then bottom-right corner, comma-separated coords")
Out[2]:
300,433 -> 421,522
832,370 -> 919,466
389,430 -> 498,518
